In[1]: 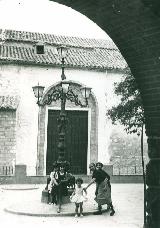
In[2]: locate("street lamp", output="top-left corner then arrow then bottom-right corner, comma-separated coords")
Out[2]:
57,46 -> 68,80
32,46 -> 91,171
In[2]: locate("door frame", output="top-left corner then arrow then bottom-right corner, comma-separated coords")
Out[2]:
43,106 -> 91,175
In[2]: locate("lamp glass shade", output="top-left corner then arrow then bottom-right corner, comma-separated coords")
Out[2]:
80,87 -> 91,99
32,85 -> 45,98
61,81 -> 70,93
57,46 -> 68,59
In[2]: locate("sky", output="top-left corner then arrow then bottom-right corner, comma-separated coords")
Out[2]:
0,0 -> 110,39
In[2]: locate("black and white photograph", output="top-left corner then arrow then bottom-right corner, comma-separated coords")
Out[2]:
0,0 -> 159,227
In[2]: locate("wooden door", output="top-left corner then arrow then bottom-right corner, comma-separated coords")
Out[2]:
46,110 -> 88,174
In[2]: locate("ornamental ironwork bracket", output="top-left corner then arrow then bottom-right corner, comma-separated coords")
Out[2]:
66,89 -> 88,107
38,88 -> 88,107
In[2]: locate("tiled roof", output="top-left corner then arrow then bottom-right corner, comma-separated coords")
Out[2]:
0,29 -> 127,70
1,29 -> 118,49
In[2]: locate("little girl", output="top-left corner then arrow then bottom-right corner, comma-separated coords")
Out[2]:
48,166 -> 59,205
70,178 -> 87,217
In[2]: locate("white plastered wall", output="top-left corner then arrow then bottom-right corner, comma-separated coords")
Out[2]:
0,64 -> 123,175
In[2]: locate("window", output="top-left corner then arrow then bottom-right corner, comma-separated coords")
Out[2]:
36,44 -> 44,54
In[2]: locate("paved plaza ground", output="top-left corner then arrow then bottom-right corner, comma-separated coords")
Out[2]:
0,183 -> 144,228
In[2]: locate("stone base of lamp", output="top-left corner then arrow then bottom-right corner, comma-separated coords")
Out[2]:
41,190 -> 49,203
41,188 -> 74,204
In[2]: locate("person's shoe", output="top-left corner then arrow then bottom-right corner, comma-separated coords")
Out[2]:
110,209 -> 115,216
75,214 -> 78,218
93,211 -> 102,215
80,214 -> 83,217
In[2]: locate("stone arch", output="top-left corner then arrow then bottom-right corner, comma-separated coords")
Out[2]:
37,80 -> 98,175
51,1 -> 160,226
52,0 -> 160,136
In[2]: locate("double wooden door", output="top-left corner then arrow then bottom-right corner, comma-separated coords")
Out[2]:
46,110 -> 88,174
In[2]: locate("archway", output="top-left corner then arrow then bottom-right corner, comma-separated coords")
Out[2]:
51,1 -> 160,226
37,81 -> 98,176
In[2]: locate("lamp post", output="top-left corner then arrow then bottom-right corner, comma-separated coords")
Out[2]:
32,46 -> 91,171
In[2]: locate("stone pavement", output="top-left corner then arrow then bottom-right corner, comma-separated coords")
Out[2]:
3,184 -> 104,216
0,184 -> 144,228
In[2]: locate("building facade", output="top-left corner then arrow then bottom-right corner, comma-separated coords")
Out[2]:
0,29 -> 136,176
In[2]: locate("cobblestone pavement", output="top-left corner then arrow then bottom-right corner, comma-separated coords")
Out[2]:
0,184 -> 144,228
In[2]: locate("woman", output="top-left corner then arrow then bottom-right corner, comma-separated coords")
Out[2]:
84,162 -> 115,216
56,166 -> 69,213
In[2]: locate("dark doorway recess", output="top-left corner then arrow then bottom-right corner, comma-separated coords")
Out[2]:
46,110 -> 88,175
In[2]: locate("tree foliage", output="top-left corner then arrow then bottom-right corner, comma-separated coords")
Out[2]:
106,69 -> 145,135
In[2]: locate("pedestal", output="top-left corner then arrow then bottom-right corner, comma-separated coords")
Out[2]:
15,164 -> 27,183
41,188 -> 74,204
41,190 -> 49,203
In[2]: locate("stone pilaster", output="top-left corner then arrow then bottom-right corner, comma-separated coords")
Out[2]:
146,136 -> 160,228
103,164 -> 113,177
15,164 -> 27,183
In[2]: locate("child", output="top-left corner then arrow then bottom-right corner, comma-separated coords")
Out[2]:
70,178 -> 87,217
48,166 -> 59,205
48,178 -> 55,204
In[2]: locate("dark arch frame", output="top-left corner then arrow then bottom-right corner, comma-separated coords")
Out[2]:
51,1 -> 160,227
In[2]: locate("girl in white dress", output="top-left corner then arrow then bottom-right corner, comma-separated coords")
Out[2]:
70,178 -> 87,217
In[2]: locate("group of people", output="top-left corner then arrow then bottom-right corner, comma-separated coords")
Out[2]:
46,161 -> 115,217
46,164 -> 74,213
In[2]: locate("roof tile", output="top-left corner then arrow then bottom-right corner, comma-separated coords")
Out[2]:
0,29 -> 127,70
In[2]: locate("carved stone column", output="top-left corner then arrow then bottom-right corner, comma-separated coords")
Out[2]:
146,136 -> 160,228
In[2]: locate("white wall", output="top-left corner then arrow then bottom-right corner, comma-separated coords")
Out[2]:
0,64 -> 123,175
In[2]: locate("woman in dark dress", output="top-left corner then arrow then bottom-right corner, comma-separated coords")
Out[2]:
84,162 -> 115,216
56,166 -> 69,213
